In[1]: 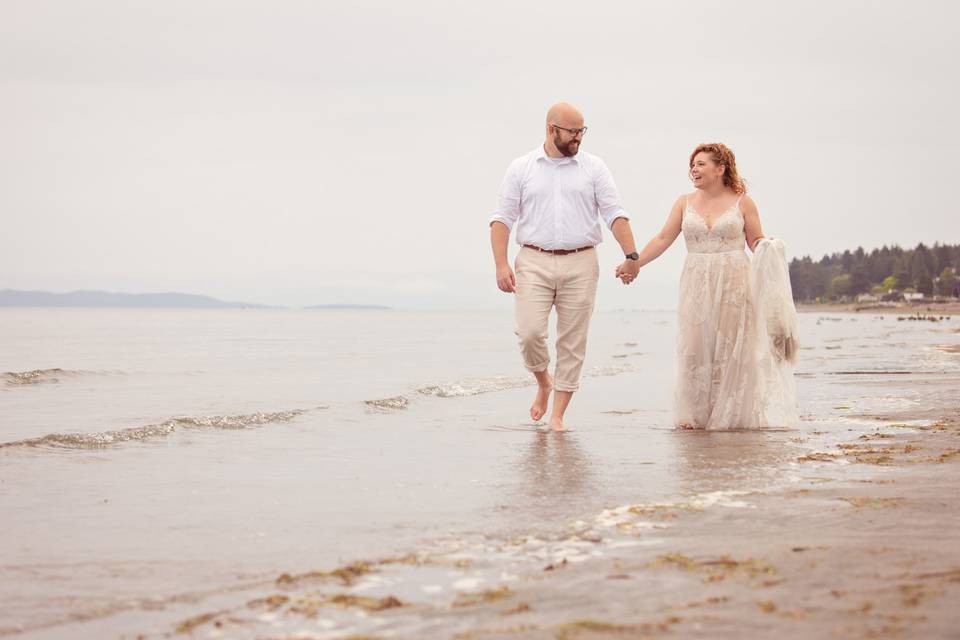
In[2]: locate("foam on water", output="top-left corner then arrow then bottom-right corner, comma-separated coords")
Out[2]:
416,364 -> 636,399
417,375 -> 532,398
364,396 -> 410,411
4,368 -> 74,385
584,363 -> 636,377
0,409 -> 306,449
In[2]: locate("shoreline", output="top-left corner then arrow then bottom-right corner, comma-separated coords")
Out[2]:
146,380 -> 960,639
798,301 -> 960,316
5,312 -> 958,639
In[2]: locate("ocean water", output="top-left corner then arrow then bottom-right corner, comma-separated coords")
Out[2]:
1,308 -> 957,638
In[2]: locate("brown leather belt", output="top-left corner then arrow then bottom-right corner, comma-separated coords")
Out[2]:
522,244 -> 594,255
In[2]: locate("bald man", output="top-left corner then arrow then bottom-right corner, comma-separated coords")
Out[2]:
490,102 -> 640,431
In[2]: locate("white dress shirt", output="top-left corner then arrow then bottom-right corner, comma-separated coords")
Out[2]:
489,145 -> 628,250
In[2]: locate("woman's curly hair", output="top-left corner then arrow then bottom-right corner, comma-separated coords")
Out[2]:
689,143 -> 746,195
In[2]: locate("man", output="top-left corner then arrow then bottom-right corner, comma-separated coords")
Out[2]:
489,102 -> 640,431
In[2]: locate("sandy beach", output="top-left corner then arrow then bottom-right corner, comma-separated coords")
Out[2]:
2,310 -> 958,639
156,381 -> 960,639
4,1 -> 960,638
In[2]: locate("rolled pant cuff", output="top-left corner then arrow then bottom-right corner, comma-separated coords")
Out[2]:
523,361 -> 550,373
553,379 -> 580,392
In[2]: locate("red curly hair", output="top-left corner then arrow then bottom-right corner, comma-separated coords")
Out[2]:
689,143 -> 747,195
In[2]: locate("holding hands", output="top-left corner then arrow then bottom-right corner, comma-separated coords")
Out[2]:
609,219 -> 641,286
615,259 -> 640,285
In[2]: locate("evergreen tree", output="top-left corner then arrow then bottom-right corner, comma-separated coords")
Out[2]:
892,257 -> 910,290
841,249 -> 854,272
934,243 -> 951,274
849,265 -> 870,296
788,243 -> 959,302
910,249 -> 931,290
871,246 -> 894,282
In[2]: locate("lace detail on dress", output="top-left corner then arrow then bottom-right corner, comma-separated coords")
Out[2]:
681,200 -> 747,254
673,197 -> 796,430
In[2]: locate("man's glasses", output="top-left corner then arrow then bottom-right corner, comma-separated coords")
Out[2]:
550,124 -> 588,137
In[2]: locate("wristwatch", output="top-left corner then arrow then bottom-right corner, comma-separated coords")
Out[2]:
625,252 -> 639,261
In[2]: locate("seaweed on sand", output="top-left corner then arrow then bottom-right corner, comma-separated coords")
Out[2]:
276,560 -> 374,587
287,593 -> 404,617
453,585 -> 513,608
838,497 -> 905,509
174,611 -> 227,634
554,615 -> 681,639
647,553 -> 777,583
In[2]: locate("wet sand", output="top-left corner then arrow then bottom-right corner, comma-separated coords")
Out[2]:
3,311 -> 958,639
150,382 -> 959,640
119,388 -> 959,638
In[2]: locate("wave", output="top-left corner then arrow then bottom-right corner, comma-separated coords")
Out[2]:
4,368 -> 72,385
0,410 -> 305,450
3,368 -> 120,387
417,376 -> 533,398
416,365 -> 636,400
364,396 -> 410,411
593,490 -> 756,531
585,364 -> 636,377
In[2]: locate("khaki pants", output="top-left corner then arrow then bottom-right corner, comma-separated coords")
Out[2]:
514,246 -> 599,392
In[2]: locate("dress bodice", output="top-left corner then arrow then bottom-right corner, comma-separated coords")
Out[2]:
682,198 -> 747,254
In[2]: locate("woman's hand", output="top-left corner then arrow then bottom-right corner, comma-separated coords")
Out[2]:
615,260 -> 640,284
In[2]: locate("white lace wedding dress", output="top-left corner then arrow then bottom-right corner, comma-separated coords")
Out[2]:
674,196 -> 799,430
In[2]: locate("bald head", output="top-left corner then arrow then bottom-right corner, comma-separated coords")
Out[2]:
546,102 -> 584,127
544,102 -> 586,158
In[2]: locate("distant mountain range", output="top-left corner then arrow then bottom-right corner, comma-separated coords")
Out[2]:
0,289 -> 391,310
0,289 -> 272,308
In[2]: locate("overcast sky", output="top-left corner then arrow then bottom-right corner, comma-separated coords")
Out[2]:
2,0 -> 957,310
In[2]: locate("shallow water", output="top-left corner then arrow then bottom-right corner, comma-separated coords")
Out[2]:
1,308 -> 957,637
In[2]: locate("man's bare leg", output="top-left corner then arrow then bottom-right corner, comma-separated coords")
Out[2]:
530,370 -> 553,421
549,390 -> 573,431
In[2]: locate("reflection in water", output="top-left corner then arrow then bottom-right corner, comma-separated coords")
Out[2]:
521,432 -> 594,495
670,429 -> 795,492
510,432 -> 598,523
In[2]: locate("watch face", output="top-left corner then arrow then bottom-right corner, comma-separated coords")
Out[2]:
626,252 -> 639,260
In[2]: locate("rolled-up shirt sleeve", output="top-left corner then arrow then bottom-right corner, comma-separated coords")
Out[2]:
594,158 -> 629,229
489,161 -> 521,230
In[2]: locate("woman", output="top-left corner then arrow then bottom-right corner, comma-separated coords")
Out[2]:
623,143 -> 797,429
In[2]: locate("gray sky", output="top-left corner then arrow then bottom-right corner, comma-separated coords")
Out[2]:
2,0 -> 957,310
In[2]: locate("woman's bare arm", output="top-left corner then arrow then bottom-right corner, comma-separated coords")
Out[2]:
741,195 -> 766,251
634,195 -> 684,268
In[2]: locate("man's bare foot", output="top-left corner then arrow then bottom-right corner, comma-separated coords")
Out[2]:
530,375 -> 553,421
549,389 -> 574,431
678,422 -> 696,430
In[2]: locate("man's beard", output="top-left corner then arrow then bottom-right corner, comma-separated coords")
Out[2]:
554,133 -> 580,157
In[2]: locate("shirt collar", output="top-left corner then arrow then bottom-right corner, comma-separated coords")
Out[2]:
536,144 -> 579,164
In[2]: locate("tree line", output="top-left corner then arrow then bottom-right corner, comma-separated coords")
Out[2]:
788,242 -> 960,302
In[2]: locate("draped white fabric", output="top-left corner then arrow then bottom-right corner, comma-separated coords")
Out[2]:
751,238 -> 801,427
673,200 -> 799,430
